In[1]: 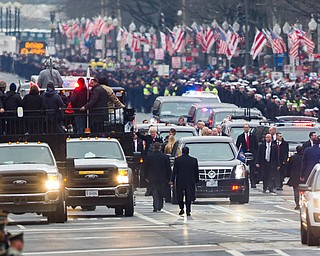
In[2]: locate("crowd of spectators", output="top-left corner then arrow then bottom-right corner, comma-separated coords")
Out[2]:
1,54 -> 320,120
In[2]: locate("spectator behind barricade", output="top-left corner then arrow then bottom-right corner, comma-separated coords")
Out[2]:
211,128 -> 218,136
38,59 -> 63,88
41,81 -> 65,133
216,125 -> 228,136
80,78 -> 108,133
70,78 -> 87,134
0,81 -> 6,114
22,85 -> 42,134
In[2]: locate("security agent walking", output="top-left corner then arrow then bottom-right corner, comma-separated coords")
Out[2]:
236,124 -> 258,188
301,136 -> 320,183
143,142 -> 171,212
255,133 -> 279,194
287,146 -> 303,210
170,146 -> 199,216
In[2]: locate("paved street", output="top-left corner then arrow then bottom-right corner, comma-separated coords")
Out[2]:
5,184 -> 320,256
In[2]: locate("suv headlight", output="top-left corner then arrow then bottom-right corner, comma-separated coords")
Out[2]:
117,169 -> 129,184
234,165 -> 246,179
45,174 -> 60,190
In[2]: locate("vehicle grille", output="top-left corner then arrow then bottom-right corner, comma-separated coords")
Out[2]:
67,167 -> 118,188
0,171 -> 47,194
199,168 -> 232,181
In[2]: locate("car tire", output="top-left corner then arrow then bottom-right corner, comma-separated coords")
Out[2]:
301,220 -> 307,245
230,181 -> 249,204
307,214 -> 319,246
48,198 -> 67,223
115,207 -> 124,216
124,192 -> 134,217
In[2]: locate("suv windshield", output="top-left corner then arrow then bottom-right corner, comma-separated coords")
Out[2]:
67,141 -> 124,160
0,146 -> 54,165
277,128 -> 313,143
160,102 -> 193,118
185,142 -> 235,161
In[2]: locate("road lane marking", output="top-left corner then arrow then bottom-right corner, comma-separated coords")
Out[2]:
226,250 -> 245,256
134,211 -> 165,225
275,205 -> 300,213
161,209 -> 180,217
274,249 -> 291,256
23,244 -> 219,255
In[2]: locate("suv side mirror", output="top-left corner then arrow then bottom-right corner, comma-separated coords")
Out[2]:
244,152 -> 254,162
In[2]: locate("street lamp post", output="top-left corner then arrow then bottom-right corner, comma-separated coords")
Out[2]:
0,3 -> 3,32
273,23 -> 281,71
140,25 -> 146,65
282,22 -> 290,66
244,0 -> 250,71
113,18 -> 118,61
308,15 -> 317,72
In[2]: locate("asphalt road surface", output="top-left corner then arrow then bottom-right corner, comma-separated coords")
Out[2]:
6,184 -> 320,256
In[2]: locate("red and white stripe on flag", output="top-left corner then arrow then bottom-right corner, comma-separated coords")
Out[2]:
250,30 -> 267,60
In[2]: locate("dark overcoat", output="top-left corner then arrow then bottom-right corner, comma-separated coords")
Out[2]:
287,153 -> 303,187
301,145 -> 320,181
171,154 -> 199,202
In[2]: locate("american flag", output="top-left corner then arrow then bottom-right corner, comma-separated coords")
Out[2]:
265,29 -> 286,54
84,20 -> 95,40
288,28 -> 315,58
160,31 -> 168,51
238,29 -> 246,45
174,28 -> 186,53
250,30 -> 267,60
196,26 -> 206,52
215,26 -> 231,59
205,27 -> 216,54
227,25 -> 240,57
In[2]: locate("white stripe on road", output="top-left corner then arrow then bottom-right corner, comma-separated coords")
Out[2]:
134,211 -> 165,225
161,209 -> 180,217
274,249 -> 291,256
23,244 -> 218,255
275,205 -> 300,214
226,250 -> 245,256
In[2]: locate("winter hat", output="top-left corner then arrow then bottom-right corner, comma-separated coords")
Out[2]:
9,83 -> 16,91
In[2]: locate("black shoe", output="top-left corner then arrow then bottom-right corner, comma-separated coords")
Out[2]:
186,212 -> 191,216
294,206 -> 300,210
153,209 -> 157,212
178,209 -> 184,215
276,187 -> 283,191
251,185 -> 256,188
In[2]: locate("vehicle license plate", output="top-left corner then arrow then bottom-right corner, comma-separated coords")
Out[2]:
85,190 -> 98,197
206,180 -> 218,187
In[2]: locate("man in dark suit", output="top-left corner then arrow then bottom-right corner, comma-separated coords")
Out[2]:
255,133 -> 279,194
170,146 -> 199,216
216,125 -> 228,136
236,124 -> 258,188
144,142 -> 171,212
287,146 -> 303,210
275,132 -> 289,190
302,131 -> 317,152
301,136 -> 320,182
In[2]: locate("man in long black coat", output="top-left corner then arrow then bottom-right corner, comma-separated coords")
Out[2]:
144,142 -> 171,212
287,146 -> 303,209
275,132 -> 289,190
236,124 -> 258,188
301,136 -> 320,182
171,146 -> 199,216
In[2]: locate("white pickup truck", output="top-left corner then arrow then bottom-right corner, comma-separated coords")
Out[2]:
61,137 -> 134,216
0,142 -> 66,223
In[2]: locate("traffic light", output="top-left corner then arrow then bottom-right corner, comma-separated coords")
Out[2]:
159,12 -> 165,29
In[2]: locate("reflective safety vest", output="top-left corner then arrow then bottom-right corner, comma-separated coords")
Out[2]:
164,89 -> 170,96
204,87 -> 210,92
212,88 -> 218,95
152,86 -> 159,95
143,84 -> 152,96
